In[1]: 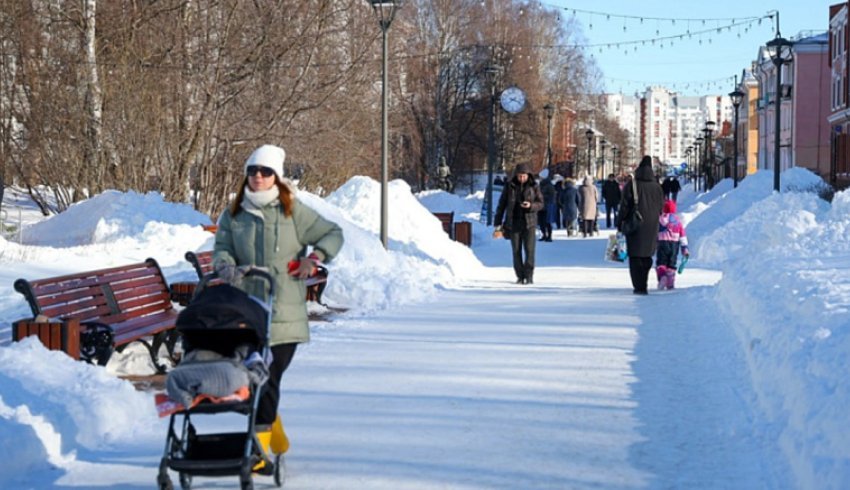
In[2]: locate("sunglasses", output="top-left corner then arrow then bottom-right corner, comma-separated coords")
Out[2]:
246,165 -> 275,178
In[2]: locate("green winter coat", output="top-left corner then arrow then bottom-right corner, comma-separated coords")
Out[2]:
213,196 -> 343,346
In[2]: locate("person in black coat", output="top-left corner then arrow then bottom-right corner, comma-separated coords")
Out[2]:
537,175 -> 557,242
558,178 -> 580,236
601,173 -> 622,229
494,163 -> 544,284
662,176 -> 682,202
617,156 -> 664,294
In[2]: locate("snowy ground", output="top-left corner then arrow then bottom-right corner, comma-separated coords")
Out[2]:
0,168 -> 848,489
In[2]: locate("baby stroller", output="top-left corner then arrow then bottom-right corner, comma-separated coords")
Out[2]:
157,269 -> 283,490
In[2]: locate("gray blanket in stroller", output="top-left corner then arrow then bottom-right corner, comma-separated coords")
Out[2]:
166,345 -> 268,408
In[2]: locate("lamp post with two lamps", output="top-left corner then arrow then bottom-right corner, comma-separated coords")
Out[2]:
767,31 -> 794,192
367,0 -> 402,249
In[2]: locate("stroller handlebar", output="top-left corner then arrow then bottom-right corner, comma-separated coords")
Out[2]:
198,266 -> 276,303
242,267 -> 275,299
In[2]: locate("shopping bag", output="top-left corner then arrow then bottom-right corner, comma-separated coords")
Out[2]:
605,233 -> 626,262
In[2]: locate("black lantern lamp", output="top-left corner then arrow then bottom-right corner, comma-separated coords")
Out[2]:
766,34 -> 794,192
729,88 -> 745,188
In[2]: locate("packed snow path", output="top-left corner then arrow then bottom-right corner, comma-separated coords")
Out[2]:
175,231 -> 789,489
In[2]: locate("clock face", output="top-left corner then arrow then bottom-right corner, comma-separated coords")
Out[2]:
500,86 -> 526,114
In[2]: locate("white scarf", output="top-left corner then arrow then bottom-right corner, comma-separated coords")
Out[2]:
242,186 -> 280,218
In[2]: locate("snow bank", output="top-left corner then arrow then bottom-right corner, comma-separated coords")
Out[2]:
21,190 -> 212,247
0,338 -> 161,474
683,167 -> 825,255
693,169 -> 850,488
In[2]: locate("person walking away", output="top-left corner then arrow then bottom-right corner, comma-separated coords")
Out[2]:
661,176 -> 673,200
493,163 -> 544,284
617,156 -> 664,294
578,175 -> 598,238
558,178 -> 580,236
668,176 -> 681,202
213,144 -> 344,469
551,174 -> 564,229
601,173 -> 622,229
538,174 -> 557,242
656,199 -> 689,289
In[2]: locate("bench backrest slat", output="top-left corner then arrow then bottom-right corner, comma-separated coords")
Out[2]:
186,250 -> 214,279
14,258 -> 173,326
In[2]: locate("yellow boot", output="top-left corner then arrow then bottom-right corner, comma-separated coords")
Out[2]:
253,430 -> 272,472
270,415 -> 290,454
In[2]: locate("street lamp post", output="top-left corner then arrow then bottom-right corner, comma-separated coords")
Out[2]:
484,63 -> 501,226
612,146 -> 619,175
695,137 -> 703,191
585,129 -> 594,177
368,0 -> 401,249
600,139 -> 608,179
729,87 -> 745,188
685,146 -> 692,183
767,33 -> 794,192
703,121 -> 716,190
544,103 -> 555,171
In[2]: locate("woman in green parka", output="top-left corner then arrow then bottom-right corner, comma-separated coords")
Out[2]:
213,144 -> 343,466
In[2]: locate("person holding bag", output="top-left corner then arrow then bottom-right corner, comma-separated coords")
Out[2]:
617,156 -> 663,295
493,163 -> 544,284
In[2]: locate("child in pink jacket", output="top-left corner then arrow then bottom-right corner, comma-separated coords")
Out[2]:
656,199 -> 689,289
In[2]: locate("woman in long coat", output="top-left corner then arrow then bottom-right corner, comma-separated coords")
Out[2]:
617,156 -> 664,294
578,175 -> 598,237
558,178 -> 580,235
214,144 -> 344,465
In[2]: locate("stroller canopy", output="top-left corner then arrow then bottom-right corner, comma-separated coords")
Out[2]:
177,283 -> 269,354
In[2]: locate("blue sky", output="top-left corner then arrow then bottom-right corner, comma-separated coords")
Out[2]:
544,1 -> 837,95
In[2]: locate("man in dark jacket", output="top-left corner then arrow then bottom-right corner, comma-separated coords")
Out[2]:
601,173 -> 622,229
494,163 -> 544,284
617,156 -> 664,294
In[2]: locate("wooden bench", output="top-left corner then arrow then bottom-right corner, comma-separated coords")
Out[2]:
13,258 -> 179,372
171,250 -> 329,306
433,212 -> 454,239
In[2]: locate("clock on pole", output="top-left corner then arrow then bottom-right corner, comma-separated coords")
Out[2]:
499,86 -> 526,114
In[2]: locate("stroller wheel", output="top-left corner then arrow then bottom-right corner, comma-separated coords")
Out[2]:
179,472 -> 192,490
157,473 -> 174,490
274,454 -> 285,487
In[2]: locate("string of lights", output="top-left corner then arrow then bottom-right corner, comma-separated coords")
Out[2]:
549,4 -> 769,24
604,74 -> 738,94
